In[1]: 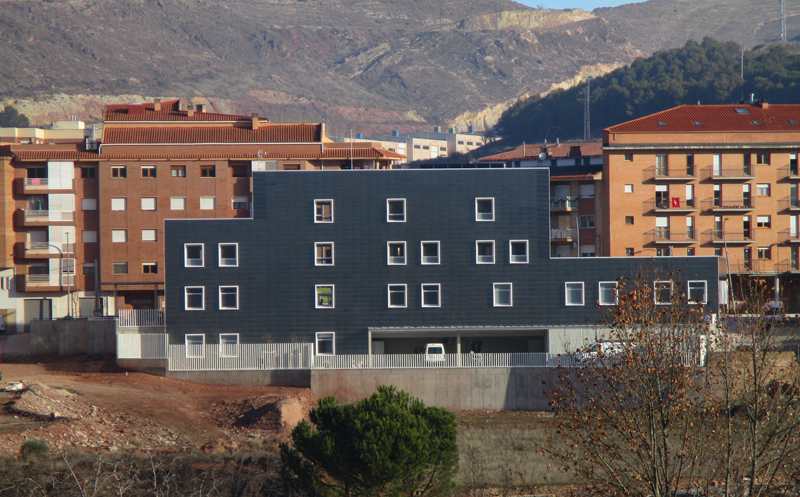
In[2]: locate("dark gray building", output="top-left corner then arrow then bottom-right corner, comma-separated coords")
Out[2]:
164,169 -> 718,356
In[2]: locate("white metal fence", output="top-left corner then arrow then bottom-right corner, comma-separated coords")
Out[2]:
118,309 -> 165,328
117,333 -> 167,359
313,352 -> 581,369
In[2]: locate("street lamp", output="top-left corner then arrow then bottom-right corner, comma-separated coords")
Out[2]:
722,218 -> 734,314
44,235 -> 72,318
574,216 -> 581,257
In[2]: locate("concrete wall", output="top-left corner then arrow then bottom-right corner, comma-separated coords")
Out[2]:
311,368 -> 559,411
166,369 -> 311,388
30,318 -> 116,356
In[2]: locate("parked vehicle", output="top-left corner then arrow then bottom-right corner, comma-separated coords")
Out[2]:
425,343 -> 445,362
575,341 -> 628,363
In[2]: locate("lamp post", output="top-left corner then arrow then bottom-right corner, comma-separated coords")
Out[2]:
45,237 -> 71,318
722,218 -> 734,314
574,216 -> 581,257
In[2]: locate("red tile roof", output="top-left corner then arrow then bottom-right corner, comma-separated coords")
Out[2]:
103,124 -> 322,145
104,100 -> 264,123
480,141 -> 602,162
606,104 -> 800,133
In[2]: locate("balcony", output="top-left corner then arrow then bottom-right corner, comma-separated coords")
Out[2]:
18,209 -> 76,227
644,197 -> 698,214
779,197 -> 800,212
550,197 -> 578,212
644,165 -> 696,181
776,260 -> 800,272
18,273 -> 75,292
778,165 -> 800,180
17,178 -> 76,195
702,230 -> 754,244
644,230 -> 697,245
17,242 -> 75,259
779,229 -> 800,244
700,198 -> 754,212
550,227 -> 577,242
700,166 -> 754,181
727,261 -> 778,274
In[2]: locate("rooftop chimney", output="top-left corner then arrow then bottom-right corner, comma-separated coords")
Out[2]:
761,97 -> 769,110
187,104 -> 195,117
153,98 -> 162,111
252,113 -> 260,130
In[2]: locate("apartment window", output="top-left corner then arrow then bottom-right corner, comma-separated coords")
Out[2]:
687,281 -> 707,304
141,197 -> 156,211
186,335 -> 205,358
219,243 -> 238,267
111,166 -> 127,178
421,284 -> 441,308
656,247 -> 671,257
81,231 -> 97,243
714,248 -> 723,257
757,246 -> 772,260
315,242 -> 334,266
388,284 -> 407,308
414,145 -> 421,149
316,332 -> 335,355
169,197 -> 186,211
81,166 -> 96,179
112,262 -> 128,275
111,229 -> 127,243
624,184 -> 633,193
231,165 -> 248,177
579,184 -> 595,198
756,153 -> 771,165
387,199 -> 406,222
142,262 -> 158,274
476,240 -> 495,264
184,244 -> 204,267
686,154 -> 695,175
219,286 -> 239,310
654,281 -> 673,305
171,165 -> 186,177
687,247 -> 695,256
756,183 -> 771,196
599,281 -> 618,306
626,247 -> 635,256
142,229 -> 157,242
315,200 -> 333,223
81,198 -> 97,211
82,263 -> 95,275
625,216 -> 634,225
509,240 -> 528,264
624,153 -> 633,161
232,196 -> 248,210
422,145 -> 430,150
185,287 -> 204,311
757,215 -> 771,228
493,283 -> 513,307
141,165 -> 156,178
421,241 -> 440,265
565,282 -> 584,306
387,242 -> 407,265
315,285 -> 334,308
475,198 -> 495,221
200,196 -> 216,210
579,215 -> 595,229
201,165 -> 216,177
581,245 -> 596,257
219,334 -> 239,358
111,198 -> 127,211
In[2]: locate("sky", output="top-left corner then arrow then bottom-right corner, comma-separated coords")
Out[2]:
516,0 -> 647,11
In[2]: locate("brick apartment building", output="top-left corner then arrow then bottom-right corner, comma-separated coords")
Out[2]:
0,100 -> 404,332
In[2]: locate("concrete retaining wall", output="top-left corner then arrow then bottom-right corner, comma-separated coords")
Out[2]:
30,319 -> 116,356
166,369 -> 311,388
311,368 -> 559,410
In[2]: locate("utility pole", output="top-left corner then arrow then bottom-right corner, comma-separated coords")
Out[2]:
583,77 -> 591,142
781,0 -> 787,42
495,0 -> 499,35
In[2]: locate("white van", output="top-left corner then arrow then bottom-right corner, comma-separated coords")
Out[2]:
575,342 -> 627,363
425,343 -> 445,362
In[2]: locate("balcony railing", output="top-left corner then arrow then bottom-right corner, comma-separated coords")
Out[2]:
728,261 -> 778,274
779,229 -> 800,243
550,197 -> 578,211
22,210 -> 75,224
700,166 -> 753,180
700,198 -> 754,211
644,165 -> 696,181
23,242 -> 75,254
550,227 -> 577,241
22,273 -> 75,288
22,178 -> 76,192
645,198 -> 697,212
778,165 -> 800,179
645,230 -> 697,244
776,260 -> 800,272
118,309 -> 165,328
779,197 -> 800,211
702,230 -> 753,244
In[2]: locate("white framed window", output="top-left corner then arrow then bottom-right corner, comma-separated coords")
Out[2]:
219,286 -> 239,310
111,198 -> 127,211
111,229 -> 127,243
142,229 -> 157,242
184,243 -> 204,267
421,241 -> 440,265
421,283 -> 441,308
624,184 -> 634,193
81,230 -> 97,243
112,262 -> 128,274
111,165 -> 127,178
185,334 -> 205,358
141,197 -> 156,211
654,281 -> 673,305
756,183 -> 771,196
388,284 -> 407,308
475,197 -> 495,221
232,196 -> 248,210
81,198 -> 97,211
219,334 -> 239,358
387,241 -> 407,265
565,282 -> 584,306
579,184 -> 595,198
756,215 -> 771,228
142,262 -> 158,274
687,280 -> 707,304
200,196 -> 216,210
315,332 -> 335,355
509,240 -> 529,264
493,283 -> 513,307
219,243 -> 238,267
598,281 -> 618,306
315,285 -> 335,308
387,198 -> 406,222
476,240 -> 495,264
170,197 -> 187,210
141,165 -> 157,178
315,242 -> 334,266
185,287 -> 205,311
314,199 -> 333,223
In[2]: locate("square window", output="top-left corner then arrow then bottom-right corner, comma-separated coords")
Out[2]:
142,165 -> 157,178
757,246 -> 772,260
624,184 -> 633,193
687,280 -> 707,304
624,153 -> 633,161
687,247 -> 696,256
27,167 -> 45,179
171,165 -> 186,177
201,165 -> 216,178
141,197 -> 156,211
112,262 -> 128,275
493,283 -> 513,307
756,153 -> 771,165
81,198 -> 97,211
184,244 -> 204,267
219,243 -> 238,267
509,240 -> 528,263
387,199 -> 406,222
200,196 -> 216,210
579,184 -> 595,198
756,183 -> 771,196
625,247 -> 635,256
185,287 -> 204,311
82,263 -> 95,275
625,216 -> 634,225
421,284 -> 441,308
111,198 -> 127,211
142,229 -> 157,242
388,284 -> 407,308
656,247 -> 671,257
316,285 -> 335,308
756,215 -> 771,228
81,166 -> 96,179
185,334 -> 205,358
232,196 -> 248,210
565,282 -> 584,306
315,242 -> 334,266
111,166 -> 127,178
599,281 -> 618,306
170,197 -> 187,210
316,332 -> 335,355
142,262 -> 158,274
475,198 -> 495,221
82,230 -> 97,243
219,334 -> 239,357
421,241 -> 440,265
654,281 -> 673,305
476,240 -> 495,264
579,215 -> 595,229
314,199 -> 333,223
219,286 -> 239,310
387,241 -> 407,265
111,229 -> 127,243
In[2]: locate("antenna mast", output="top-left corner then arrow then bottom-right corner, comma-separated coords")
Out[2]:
584,77 -> 591,142
781,0 -> 787,42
